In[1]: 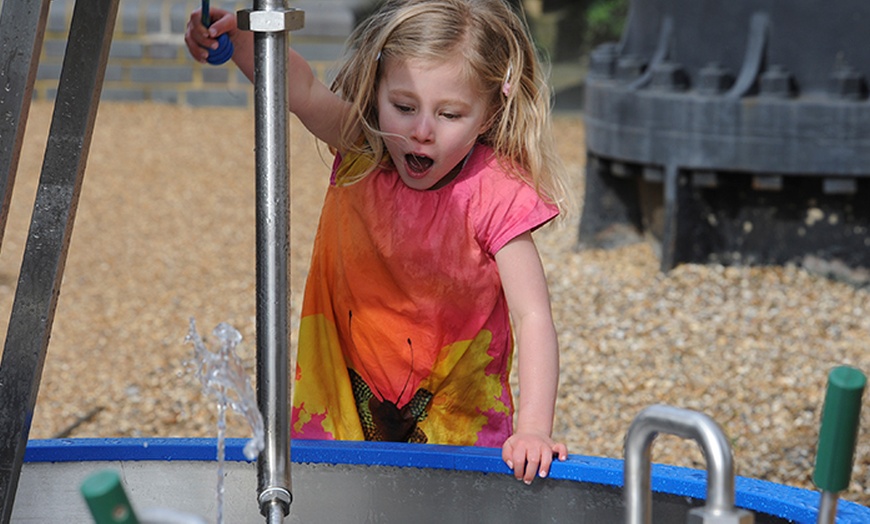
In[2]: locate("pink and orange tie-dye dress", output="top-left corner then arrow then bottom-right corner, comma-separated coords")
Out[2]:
291,144 -> 558,447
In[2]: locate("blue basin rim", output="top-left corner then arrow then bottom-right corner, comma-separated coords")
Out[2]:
24,438 -> 870,523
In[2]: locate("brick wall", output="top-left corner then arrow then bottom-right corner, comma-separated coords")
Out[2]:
34,0 -> 364,108
27,0 -> 584,111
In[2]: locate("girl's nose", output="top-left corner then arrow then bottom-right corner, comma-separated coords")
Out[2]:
410,115 -> 434,143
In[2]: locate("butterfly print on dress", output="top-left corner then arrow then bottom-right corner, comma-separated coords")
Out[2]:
347,310 -> 434,443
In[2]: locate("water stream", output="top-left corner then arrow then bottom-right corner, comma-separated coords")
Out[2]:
186,318 -> 265,524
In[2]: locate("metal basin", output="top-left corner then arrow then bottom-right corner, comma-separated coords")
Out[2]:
14,439 -> 870,523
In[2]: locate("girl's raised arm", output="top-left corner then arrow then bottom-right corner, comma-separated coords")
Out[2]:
185,7 -> 348,149
495,232 -> 568,484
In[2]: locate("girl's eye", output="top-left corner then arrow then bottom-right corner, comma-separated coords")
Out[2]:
441,112 -> 461,120
394,104 -> 413,113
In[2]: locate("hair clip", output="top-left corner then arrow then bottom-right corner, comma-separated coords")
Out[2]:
376,50 -> 382,62
502,64 -> 513,96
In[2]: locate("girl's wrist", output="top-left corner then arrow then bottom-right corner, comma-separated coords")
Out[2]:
514,420 -> 553,438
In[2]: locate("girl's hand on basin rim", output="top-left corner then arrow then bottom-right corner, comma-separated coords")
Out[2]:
502,432 -> 569,484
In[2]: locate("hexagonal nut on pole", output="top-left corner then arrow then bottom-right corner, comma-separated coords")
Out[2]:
687,507 -> 755,524
237,8 -> 304,33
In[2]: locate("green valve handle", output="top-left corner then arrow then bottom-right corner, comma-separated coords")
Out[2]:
813,365 -> 866,493
81,470 -> 140,524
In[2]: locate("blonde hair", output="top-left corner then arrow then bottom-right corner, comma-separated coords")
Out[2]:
331,0 -> 570,212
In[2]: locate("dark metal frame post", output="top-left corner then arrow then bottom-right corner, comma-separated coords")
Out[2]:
0,1 -> 51,250
237,3 -> 304,522
0,1 -> 119,521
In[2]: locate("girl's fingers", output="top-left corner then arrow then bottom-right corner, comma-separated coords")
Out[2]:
186,9 -> 231,62
523,455 -> 540,484
504,436 -> 569,484
510,442 -> 529,481
538,451 -> 553,479
501,440 -> 514,469
183,30 -> 208,62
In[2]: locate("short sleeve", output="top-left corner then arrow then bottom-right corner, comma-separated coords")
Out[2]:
473,172 -> 559,255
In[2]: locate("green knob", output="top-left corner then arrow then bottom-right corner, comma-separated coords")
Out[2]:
80,470 -> 140,524
813,366 -> 866,493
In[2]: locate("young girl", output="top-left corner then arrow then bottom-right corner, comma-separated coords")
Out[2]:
186,0 -> 570,484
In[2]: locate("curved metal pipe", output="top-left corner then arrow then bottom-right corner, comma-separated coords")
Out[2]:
624,405 -> 753,524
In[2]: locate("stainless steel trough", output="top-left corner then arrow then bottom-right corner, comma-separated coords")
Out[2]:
15,438 -> 870,523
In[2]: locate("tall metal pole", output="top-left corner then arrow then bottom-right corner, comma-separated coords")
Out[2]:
237,3 -> 303,522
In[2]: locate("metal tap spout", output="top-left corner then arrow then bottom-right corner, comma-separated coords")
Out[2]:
624,405 -> 754,524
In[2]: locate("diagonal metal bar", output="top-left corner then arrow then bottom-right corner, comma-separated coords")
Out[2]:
0,1 -> 119,521
0,0 -> 51,251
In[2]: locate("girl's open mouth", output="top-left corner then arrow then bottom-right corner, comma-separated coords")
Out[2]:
405,154 -> 434,176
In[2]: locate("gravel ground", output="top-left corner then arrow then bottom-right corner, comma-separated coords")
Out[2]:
3,102 -> 868,507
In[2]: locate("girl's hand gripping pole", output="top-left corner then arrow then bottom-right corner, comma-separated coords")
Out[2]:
813,365 -> 866,524
201,0 -> 234,65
